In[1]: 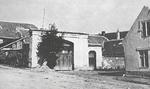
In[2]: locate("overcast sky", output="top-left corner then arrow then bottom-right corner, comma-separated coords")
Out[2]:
0,0 -> 150,33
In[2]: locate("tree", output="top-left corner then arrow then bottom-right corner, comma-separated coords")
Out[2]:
37,24 -> 64,69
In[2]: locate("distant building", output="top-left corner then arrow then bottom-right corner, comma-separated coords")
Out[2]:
102,30 -> 128,57
100,30 -> 128,69
123,6 -> 150,77
0,21 -> 37,67
102,30 -> 128,40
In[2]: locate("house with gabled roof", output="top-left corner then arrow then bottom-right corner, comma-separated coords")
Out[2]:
0,21 -> 37,67
123,6 -> 150,77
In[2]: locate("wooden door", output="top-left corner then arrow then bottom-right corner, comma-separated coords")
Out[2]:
89,51 -> 96,70
55,50 -> 73,70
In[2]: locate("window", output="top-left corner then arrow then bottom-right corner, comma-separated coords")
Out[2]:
139,50 -> 149,68
0,39 -> 3,44
141,21 -> 150,37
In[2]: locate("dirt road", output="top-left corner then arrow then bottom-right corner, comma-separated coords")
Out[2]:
0,65 -> 149,89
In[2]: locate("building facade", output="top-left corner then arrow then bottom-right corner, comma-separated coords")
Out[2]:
123,6 -> 150,77
29,30 -> 106,70
100,30 -> 128,70
0,21 -> 37,67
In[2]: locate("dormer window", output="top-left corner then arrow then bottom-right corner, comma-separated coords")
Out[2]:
139,21 -> 150,37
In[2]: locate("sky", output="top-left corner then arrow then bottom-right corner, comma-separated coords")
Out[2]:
0,0 -> 150,34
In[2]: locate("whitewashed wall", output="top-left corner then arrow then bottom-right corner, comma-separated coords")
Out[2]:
30,31 -> 41,67
30,31 -> 100,70
63,34 -> 89,70
88,47 -> 103,69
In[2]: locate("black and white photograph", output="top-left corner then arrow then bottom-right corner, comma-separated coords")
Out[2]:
0,0 -> 150,89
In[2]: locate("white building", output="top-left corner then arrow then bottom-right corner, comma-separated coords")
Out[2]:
29,30 -> 107,70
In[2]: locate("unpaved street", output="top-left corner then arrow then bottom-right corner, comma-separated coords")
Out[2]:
0,65 -> 149,89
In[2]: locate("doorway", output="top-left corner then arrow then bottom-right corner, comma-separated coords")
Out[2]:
55,40 -> 74,70
89,51 -> 96,70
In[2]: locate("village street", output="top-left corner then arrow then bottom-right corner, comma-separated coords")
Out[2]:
0,65 -> 149,89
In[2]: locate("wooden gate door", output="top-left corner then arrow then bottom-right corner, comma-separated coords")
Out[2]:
55,51 -> 73,70
54,40 -> 74,70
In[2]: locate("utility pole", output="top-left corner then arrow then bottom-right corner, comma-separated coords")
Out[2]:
42,8 -> 45,29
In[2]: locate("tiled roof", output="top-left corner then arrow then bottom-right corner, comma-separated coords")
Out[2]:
102,39 -> 124,57
0,21 -> 37,38
104,31 -> 128,40
88,35 -> 108,46
104,32 -> 117,40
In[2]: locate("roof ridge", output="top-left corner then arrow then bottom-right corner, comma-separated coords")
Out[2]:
0,21 -> 36,26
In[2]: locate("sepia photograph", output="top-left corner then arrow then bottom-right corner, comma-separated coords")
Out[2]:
0,0 -> 150,89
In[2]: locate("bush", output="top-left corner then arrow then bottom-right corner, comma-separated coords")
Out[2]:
37,25 -> 63,69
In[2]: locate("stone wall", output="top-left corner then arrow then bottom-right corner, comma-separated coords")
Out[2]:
102,57 -> 125,70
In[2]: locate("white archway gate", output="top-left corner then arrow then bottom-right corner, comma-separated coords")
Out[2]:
29,30 -> 94,70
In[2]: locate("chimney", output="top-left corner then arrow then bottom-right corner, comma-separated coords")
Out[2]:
101,31 -> 106,36
117,29 -> 120,40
